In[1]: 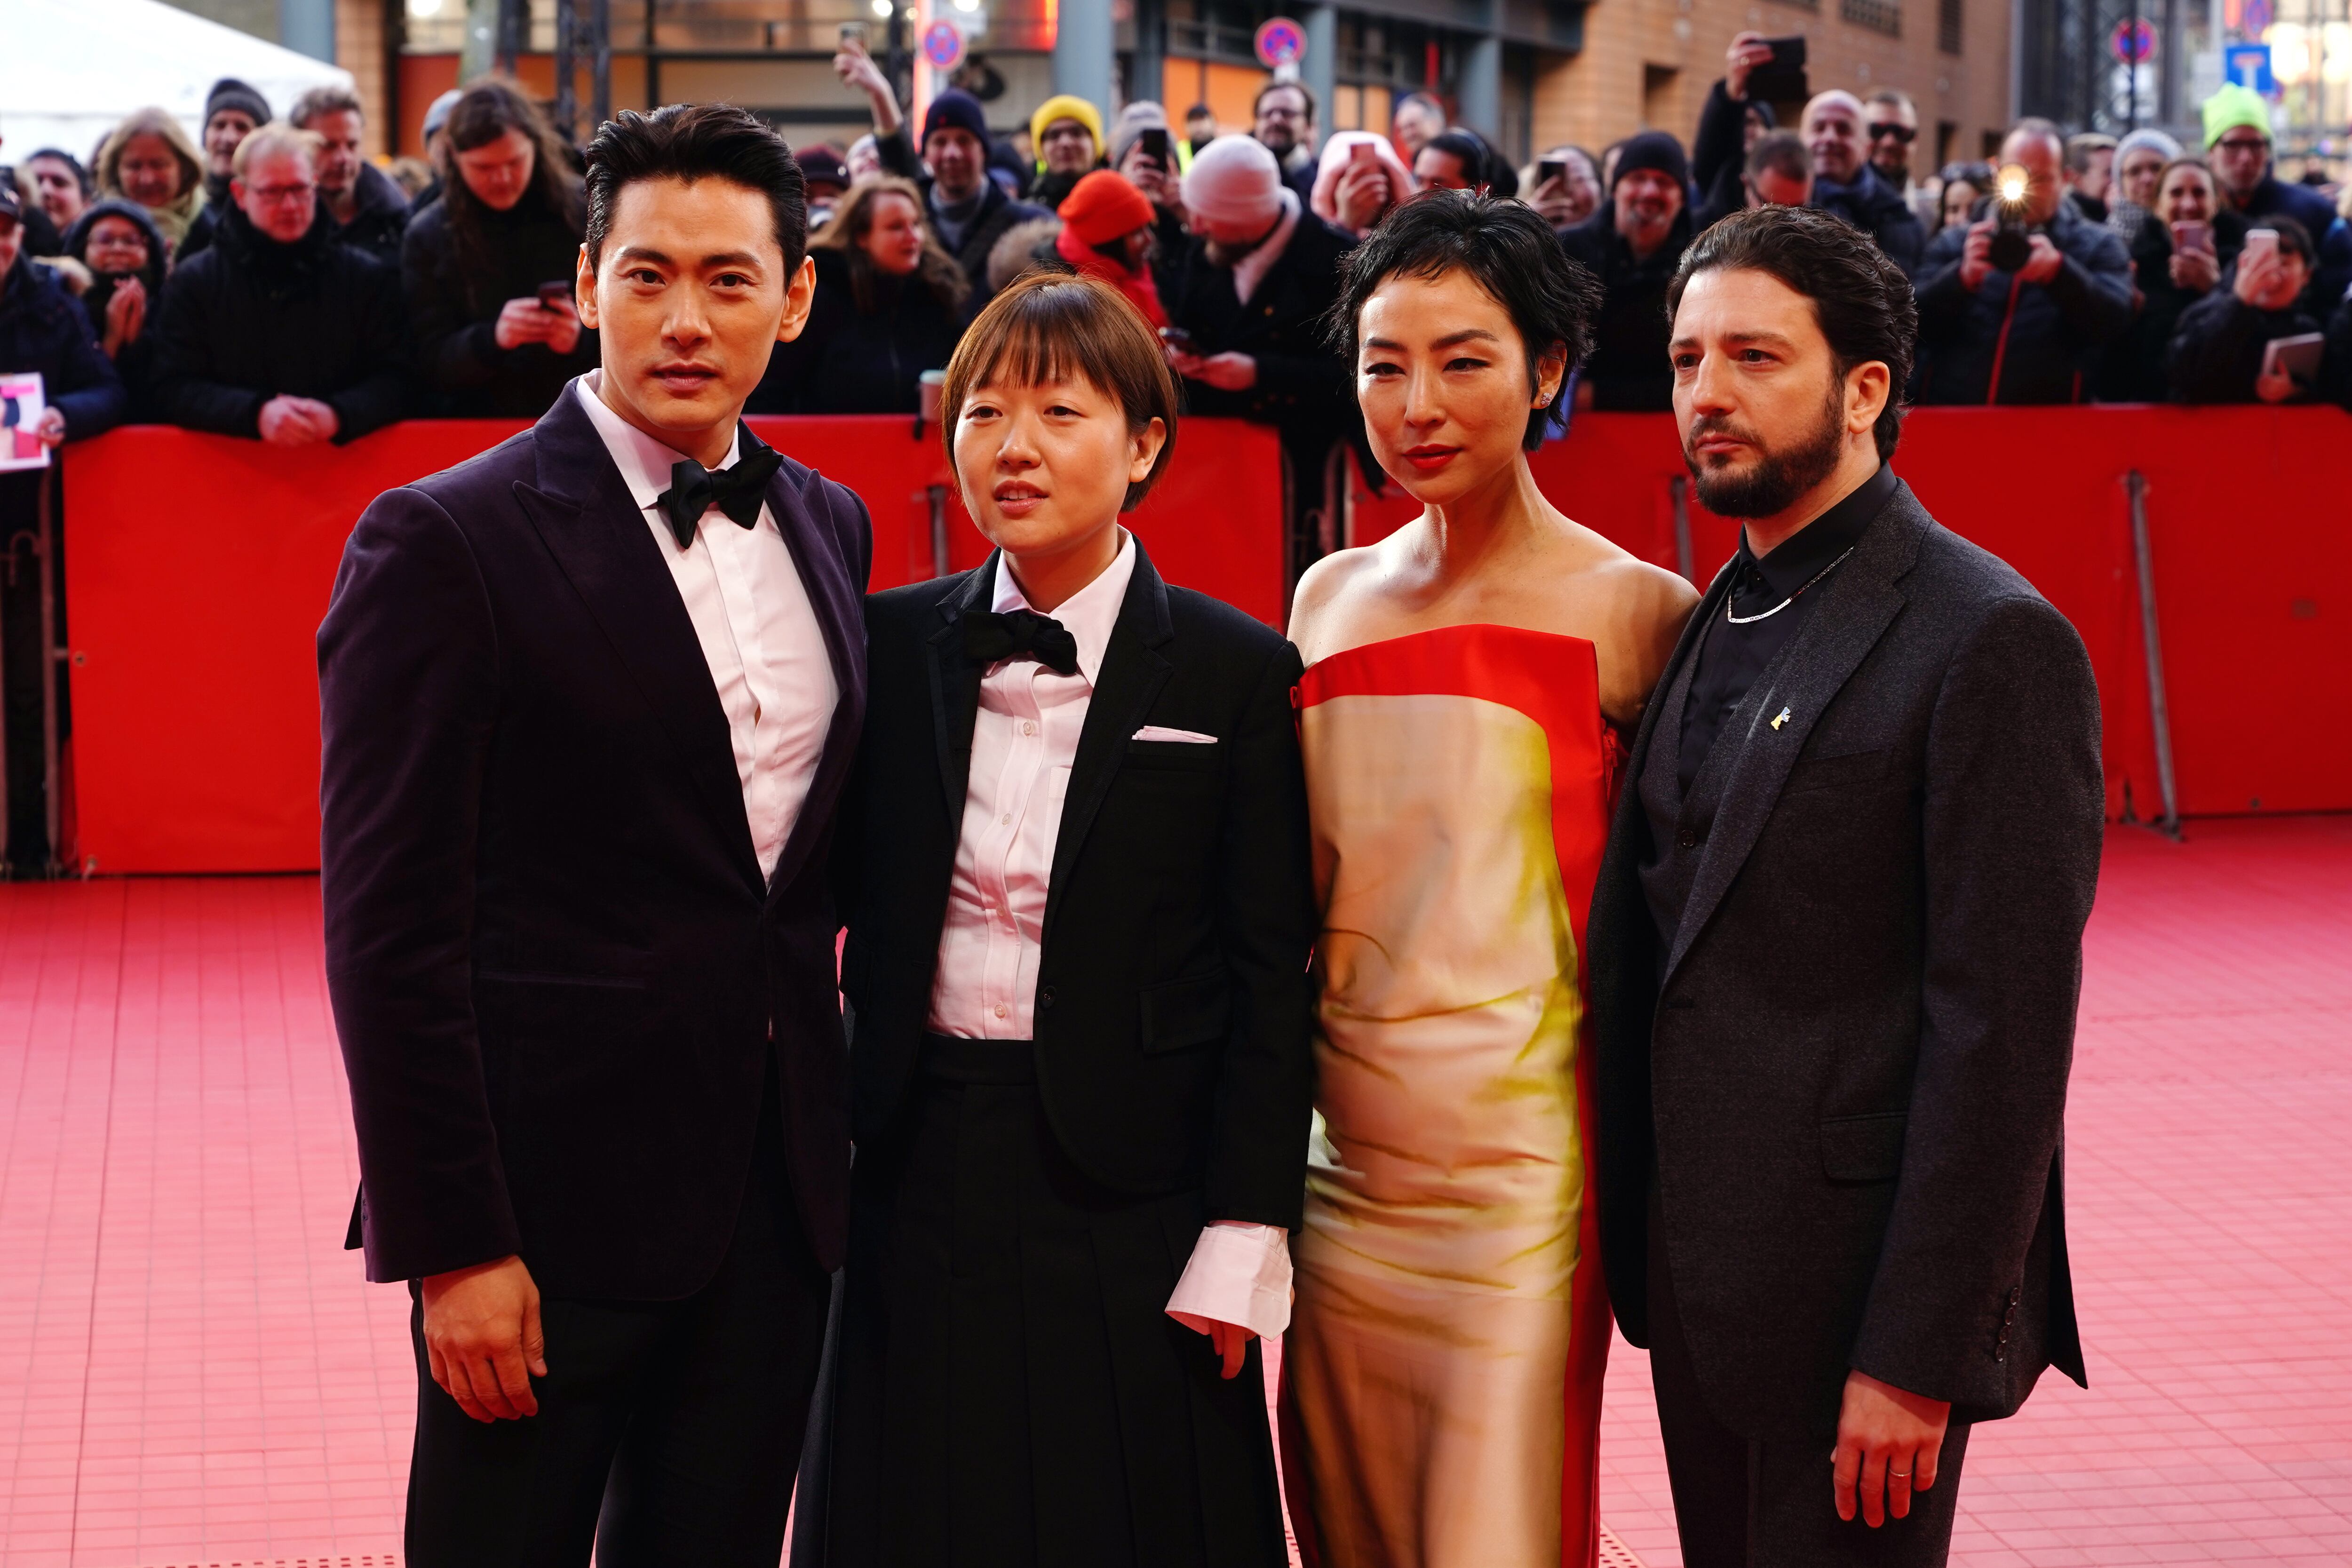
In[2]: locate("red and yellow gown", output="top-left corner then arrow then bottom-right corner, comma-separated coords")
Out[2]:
1281,624 -> 1616,1568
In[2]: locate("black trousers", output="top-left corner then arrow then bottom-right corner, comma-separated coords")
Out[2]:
404,1079 -> 831,1568
1647,1186 -> 1972,1568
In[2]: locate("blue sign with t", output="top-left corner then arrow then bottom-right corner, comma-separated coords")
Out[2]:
2225,42 -> 2275,96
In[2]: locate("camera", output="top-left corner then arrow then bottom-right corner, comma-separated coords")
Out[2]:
1988,163 -> 2034,273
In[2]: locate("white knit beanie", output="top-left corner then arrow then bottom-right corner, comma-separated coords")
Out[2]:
1183,134 -> 1285,227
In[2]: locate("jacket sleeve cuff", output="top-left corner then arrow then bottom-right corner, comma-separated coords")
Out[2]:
1165,1220 -> 1291,1340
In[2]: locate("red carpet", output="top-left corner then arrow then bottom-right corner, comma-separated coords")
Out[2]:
3,818 -> 2349,1566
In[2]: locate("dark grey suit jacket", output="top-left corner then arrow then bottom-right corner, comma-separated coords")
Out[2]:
1589,478 -> 2102,1434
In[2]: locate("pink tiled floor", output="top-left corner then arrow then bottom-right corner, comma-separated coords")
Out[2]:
2,817 -> 2348,1567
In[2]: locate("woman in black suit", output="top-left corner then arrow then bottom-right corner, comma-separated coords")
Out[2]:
822,271 -> 1316,1566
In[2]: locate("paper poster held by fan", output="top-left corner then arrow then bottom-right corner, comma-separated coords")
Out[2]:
1,372 -> 52,472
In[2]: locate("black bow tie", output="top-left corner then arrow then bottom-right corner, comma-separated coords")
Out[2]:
962,609 -> 1080,677
654,427 -> 783,549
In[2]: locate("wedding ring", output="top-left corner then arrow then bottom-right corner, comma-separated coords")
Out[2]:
1890,1468 -> 1912,1478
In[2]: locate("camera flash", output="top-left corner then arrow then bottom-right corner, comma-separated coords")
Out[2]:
1997,165 -> 2029,203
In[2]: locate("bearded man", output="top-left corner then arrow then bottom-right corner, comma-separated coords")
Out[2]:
1587,204 -> 2105,1567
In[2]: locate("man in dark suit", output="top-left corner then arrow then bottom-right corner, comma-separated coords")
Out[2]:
319,105 -> 866,1566
1588,205 -> 2104,1565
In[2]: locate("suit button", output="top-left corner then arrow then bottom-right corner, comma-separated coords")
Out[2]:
1040,986 -> 1056,1009
1676,829 -> 1698,850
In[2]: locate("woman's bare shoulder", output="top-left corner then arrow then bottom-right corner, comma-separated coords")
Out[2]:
1287,540 -> 1398,660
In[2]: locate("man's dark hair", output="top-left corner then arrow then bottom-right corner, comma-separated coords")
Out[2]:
1747,130 -> 1811,185
1328,189 -> 1603,450
1254,80 -> 1317,123
26,149 -> 92,196
441,80 -> 584,309
1666,204 -> 1917,460
585,103 -> 810,277
2258,213 -> 2316,265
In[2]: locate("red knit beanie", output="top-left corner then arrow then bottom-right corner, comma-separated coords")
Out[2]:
1057,170 -> 1155,247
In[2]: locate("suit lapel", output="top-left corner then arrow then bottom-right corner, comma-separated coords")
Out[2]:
762,461 -> 871,901
925,558 -> 997,824
512,390 -> 762,892
1041,545 -> 1175,947
1661,486 -> 1930,984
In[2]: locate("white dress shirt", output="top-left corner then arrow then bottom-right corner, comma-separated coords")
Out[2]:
575,375 -> 837,881
927,535 -> 1292,1341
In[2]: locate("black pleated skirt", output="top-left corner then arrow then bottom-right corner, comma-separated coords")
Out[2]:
821,1035 -> 1288,1568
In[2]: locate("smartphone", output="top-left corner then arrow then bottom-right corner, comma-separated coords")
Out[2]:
1349,141 -> 1378,170
1137,127 -> 1172,167
838,21 -> 867,48
537,279 -> 573,311
1749,35 -> 1809,100
2241,228 -> 2279,268
2170,219 -> 2214,256
1159,326 -> 1199,355
1537,159 -> 1565,186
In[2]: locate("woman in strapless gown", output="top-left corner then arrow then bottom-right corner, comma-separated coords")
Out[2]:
1280,193 -> 1695,1568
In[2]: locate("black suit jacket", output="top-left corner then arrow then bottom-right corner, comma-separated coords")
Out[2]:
837,545 -> 1318,1227
318,385 -> 871,1297
1589,480 -> 2102,1433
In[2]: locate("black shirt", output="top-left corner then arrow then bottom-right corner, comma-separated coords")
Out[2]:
1678,462 -> 1895,791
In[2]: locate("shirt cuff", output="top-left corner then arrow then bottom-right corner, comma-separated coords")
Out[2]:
1165,1220 -> 1292,1342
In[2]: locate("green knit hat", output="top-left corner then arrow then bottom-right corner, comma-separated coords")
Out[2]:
2202,83 -> 2272,150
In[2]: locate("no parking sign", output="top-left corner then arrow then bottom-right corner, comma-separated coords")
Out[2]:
922,18 -> 965,71
1255,16 -> 1307,69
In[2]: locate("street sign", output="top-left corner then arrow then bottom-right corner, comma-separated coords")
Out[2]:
1255,16 -> 1308,69
2238,0 -> 2273,33
2224,41 -> 2275,96
2111,17 -> 2159,64
921,18 -> 965,70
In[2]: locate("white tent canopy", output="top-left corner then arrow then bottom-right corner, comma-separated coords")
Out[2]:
0,0 -> 353,169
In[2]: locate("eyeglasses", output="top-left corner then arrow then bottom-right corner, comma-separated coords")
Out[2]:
247,182 -> 318,204
2214,135 -> 2269,153
1868,123 -> 1917,143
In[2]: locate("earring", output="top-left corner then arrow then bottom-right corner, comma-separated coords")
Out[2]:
1534,395 -> 1551,407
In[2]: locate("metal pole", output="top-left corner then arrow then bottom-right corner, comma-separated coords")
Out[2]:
927,486 -> 950,579
554,0 -> 578,141
1669,475 -> 1696,583
592,0 -> 612,129
2125,470 -> 2181,838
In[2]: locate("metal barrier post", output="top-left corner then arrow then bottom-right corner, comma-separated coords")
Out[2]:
2125,469 -> 2180,839
926,484 -> 950,580
1669,474 -> 1695,583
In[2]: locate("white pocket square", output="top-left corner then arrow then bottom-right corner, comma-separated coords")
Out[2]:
1132,725 -> 1219,744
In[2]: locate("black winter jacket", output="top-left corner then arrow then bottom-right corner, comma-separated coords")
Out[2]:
1557,206 -> 1694,411
2165,283 -> 2324,404
877,130 -> 1051,311
749,247 -> 965,414
0,255 -> 127,439
400,188 -> 598,418
149,206 -> 407,442
1812,165 -> 1926,275
2093,208 -> 2248,402
1692,80 -> 1767,233
1157,205 -> 1359,447
1914,201 -> 2134,405
330,162 -> 412,268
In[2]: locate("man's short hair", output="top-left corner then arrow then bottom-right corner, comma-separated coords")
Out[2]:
231,123 -> 323,178
584,103 -> 810,275
1747,130 -> 1811,184
1254,80 -> 1317,123
289,85 -> 364,128
2064,132 -> 2117,173
943,271 -> 1180,510
25,149 -> 92,196
1865,88 -> 1917,116
1328,189 -> 1604,451
2007,117 -> 2066,158
1394,91 -> 1445,124
1666,204 -> 1917,461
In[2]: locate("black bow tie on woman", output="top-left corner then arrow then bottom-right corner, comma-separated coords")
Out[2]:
963,609 -> 1081,677
654,424 -> 784,549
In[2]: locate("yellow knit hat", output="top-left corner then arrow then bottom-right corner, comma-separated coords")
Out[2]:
1029,94 -> 1104,167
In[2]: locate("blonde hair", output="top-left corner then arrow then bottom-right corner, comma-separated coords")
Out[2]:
232,123 -> 325,178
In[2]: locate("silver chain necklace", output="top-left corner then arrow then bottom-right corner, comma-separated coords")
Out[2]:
1724,546 -> 1857,625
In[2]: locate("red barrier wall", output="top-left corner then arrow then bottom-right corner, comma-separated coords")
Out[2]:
62,416 -> 1284,873
62,407 -> 2349,872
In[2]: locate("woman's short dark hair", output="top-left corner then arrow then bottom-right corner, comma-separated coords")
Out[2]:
1665,205 -> 1917,461
942,271 -> 1179,511
585,103 -> 811,278
1327,188 -> 1603,450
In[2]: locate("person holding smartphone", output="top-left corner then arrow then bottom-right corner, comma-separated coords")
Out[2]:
2167,215 -> 2330,404
2094,156 -> 2246,401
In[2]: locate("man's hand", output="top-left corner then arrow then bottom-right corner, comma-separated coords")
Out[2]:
1334,162 -> 1395,232
32,407 -> 67,449
494,295 -> 581,353
420,1254 -> 547,1423
1958,220 -> 1996,291
103,275 -> 147,355
2018,234 -> 2065,285
1725,32 -> 1775,100
258,394 -> 336,447
1173,350 -> 1257,391
1832,1369 -> 1951,1528
2169,246 -> 2220,293
2255,361 -> 2298,403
